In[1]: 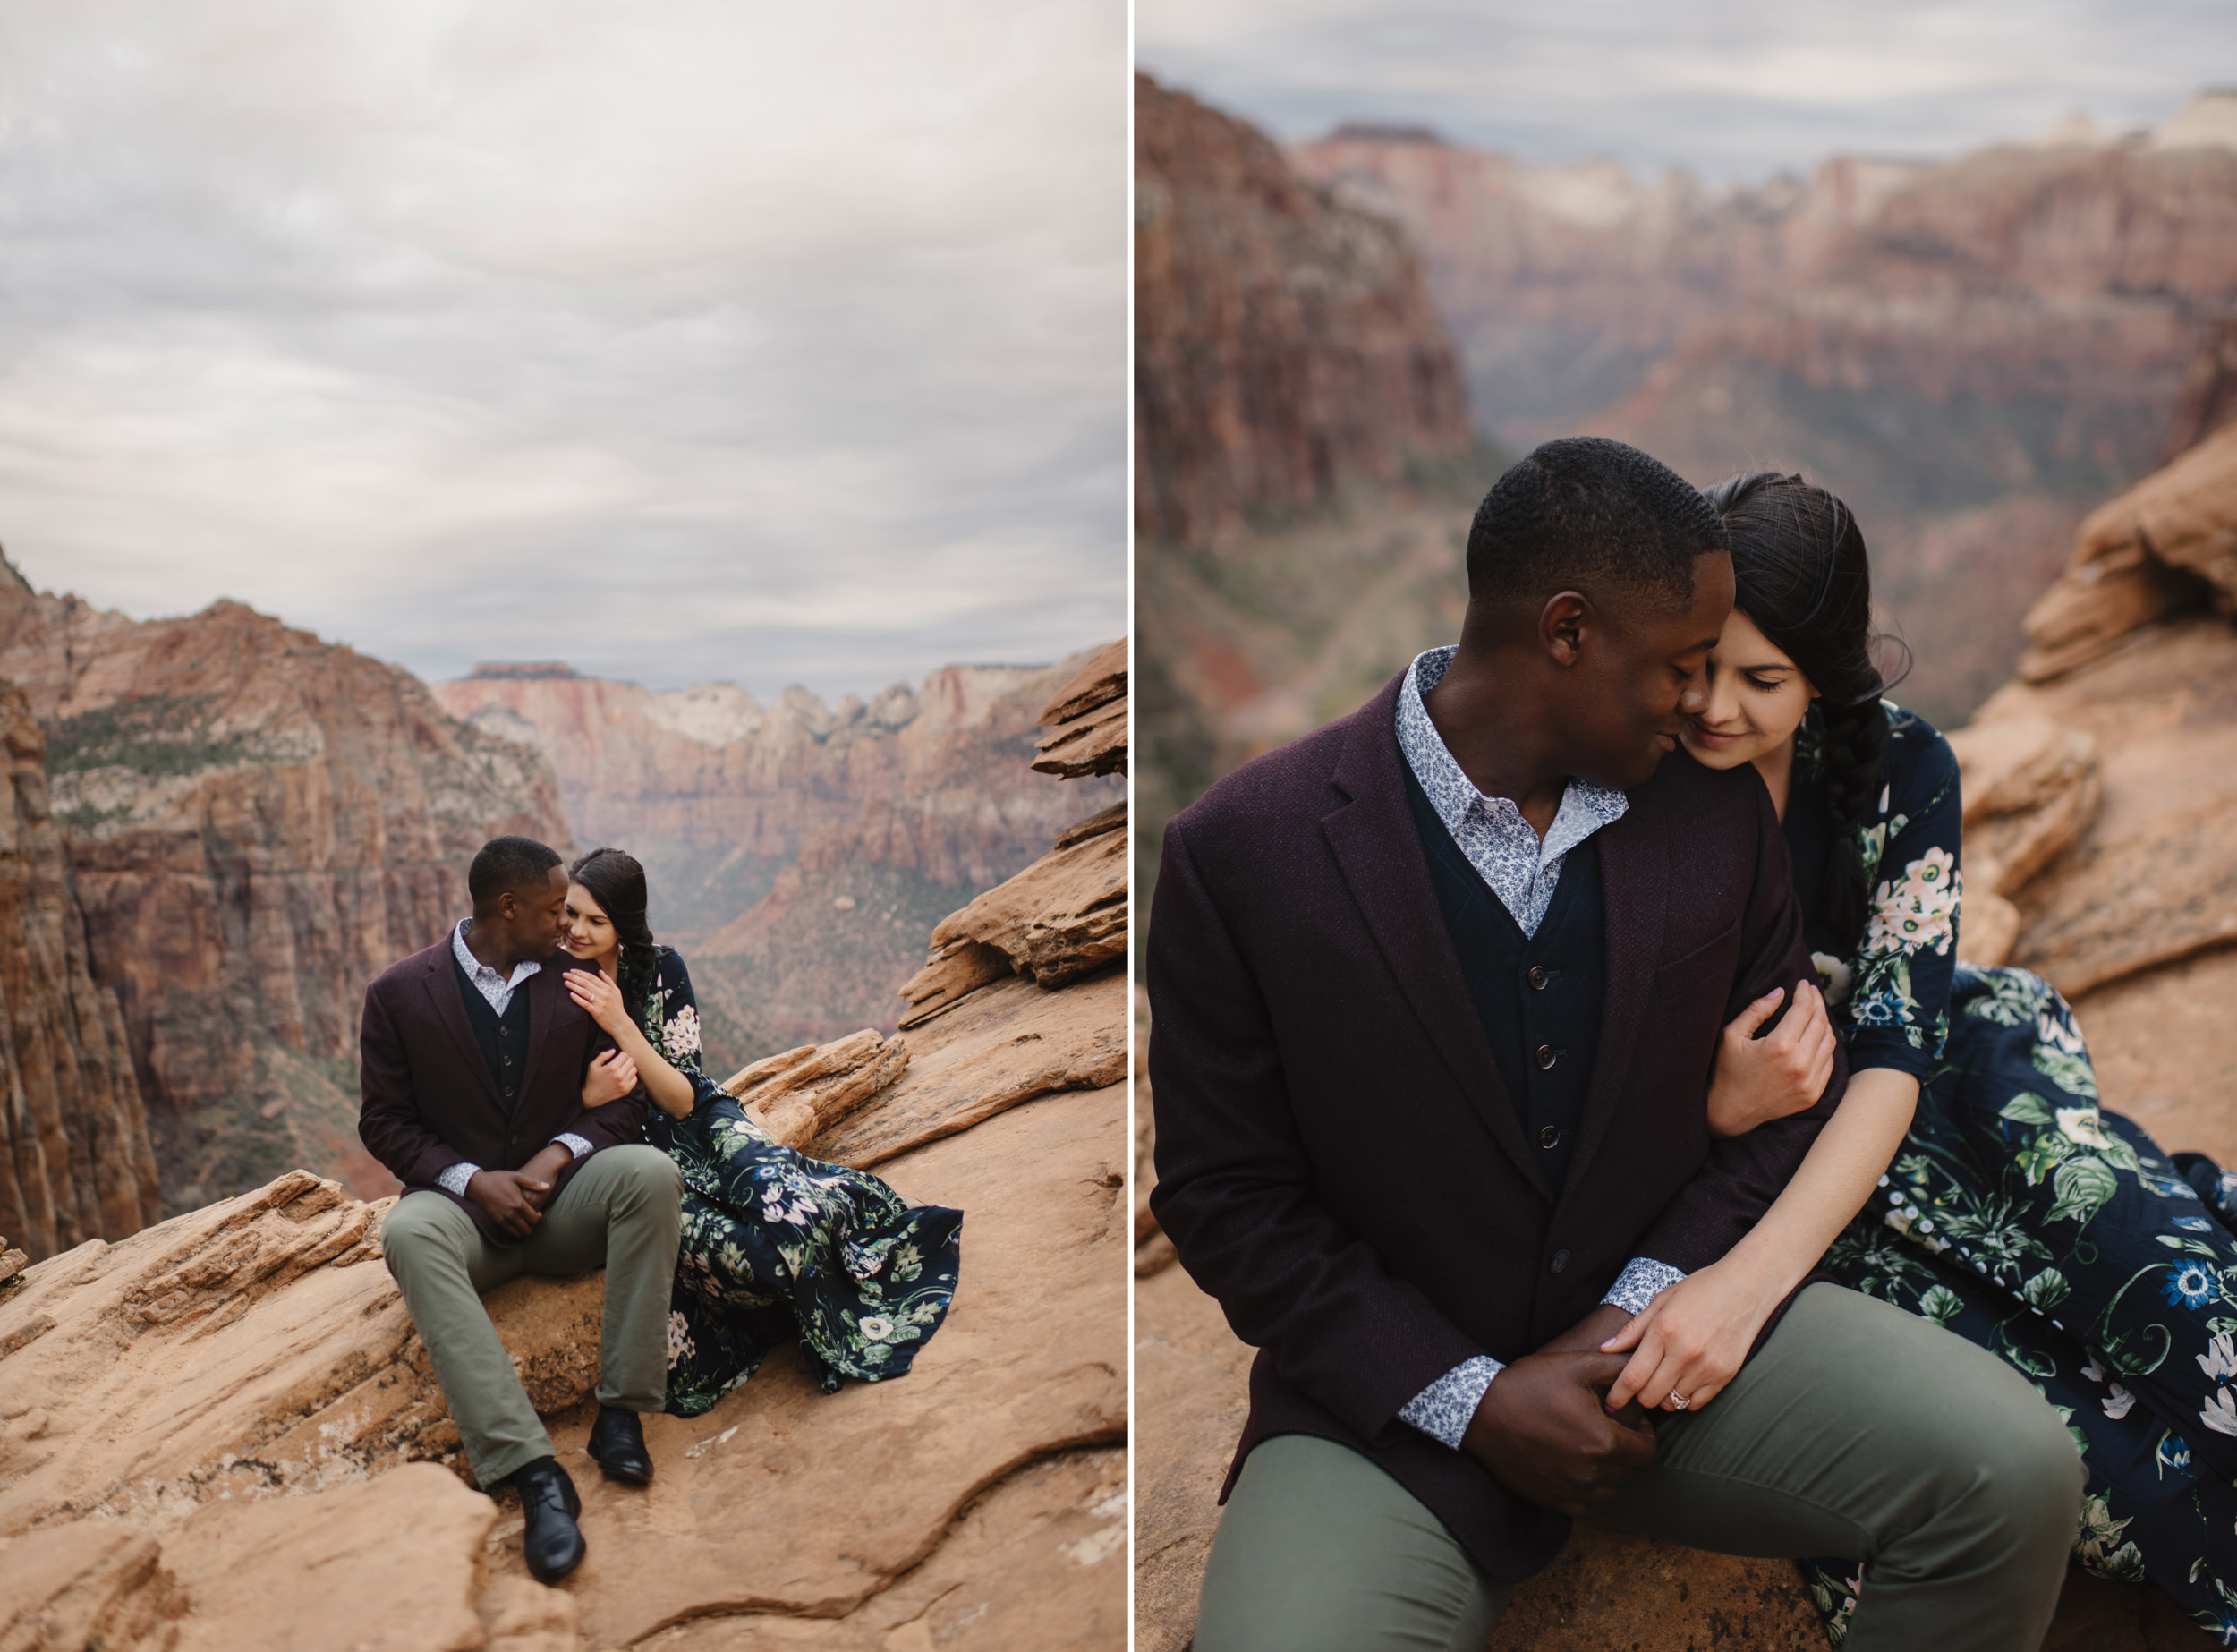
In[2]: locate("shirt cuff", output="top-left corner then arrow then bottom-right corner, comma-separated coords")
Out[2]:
553,1133 -> 593,1161
1397,1355 -> 1504,1450
1603,1257 -> 1686,1316
437,1162 -> 481,1198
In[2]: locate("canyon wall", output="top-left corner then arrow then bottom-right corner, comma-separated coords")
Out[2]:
0,566 -> 570,1214
0,666 -> 1131,1652
0,682 -> 157,1263
436,649 -> 1124,1070
1134,73 -> 1479,548
1290,129 -> 1909,439
1291,92 -> 2237,722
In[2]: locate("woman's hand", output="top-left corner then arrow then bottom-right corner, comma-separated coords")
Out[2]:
1705,981 -> 1835,1137
566,967 -> 632,1038
582,1048 -> 640,1108
1600,1258 -> 1782,1415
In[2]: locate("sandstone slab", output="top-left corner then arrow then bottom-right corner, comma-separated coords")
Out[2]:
724,1029 -> 909,1146
820,971 -> 1127,1170
479,1081 -> 1127,1649
1972,617 -> 2237,995
1033,639 -> 1128,783
0,1520 -> 183,1652
164,1463 -> 500,1652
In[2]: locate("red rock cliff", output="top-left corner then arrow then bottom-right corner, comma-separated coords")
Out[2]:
435,651 -> 1124,1069
0,566 -> 571,1214
1292,102 -> 2237,721
1134,74 -> 1477,546
0,681 -> 157,1263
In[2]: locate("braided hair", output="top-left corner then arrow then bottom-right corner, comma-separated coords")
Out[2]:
566,847 -> 662,1026
1703,472 -> 1909,956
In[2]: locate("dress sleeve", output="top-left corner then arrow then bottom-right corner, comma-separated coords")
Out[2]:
1843,717 -> 1963,1079
649,950 -> 709,1074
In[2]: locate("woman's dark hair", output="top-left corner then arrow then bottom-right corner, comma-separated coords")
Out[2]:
567,847 -> 660,1018
1703,471 -> 1909,955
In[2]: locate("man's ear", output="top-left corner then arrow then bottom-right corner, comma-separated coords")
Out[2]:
1538,591 -> 1591,668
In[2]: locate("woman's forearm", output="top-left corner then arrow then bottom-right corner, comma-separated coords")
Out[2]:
609,1019 -> 698,1117
1722,1066 -> 1922,1296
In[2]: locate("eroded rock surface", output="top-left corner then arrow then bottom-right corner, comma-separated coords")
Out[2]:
1134,75 -> 1477,549
440,647 -> 1123,1068
0,704 -> 1127,1650
0,680 -> 156,1264
0,569 -> 571,1215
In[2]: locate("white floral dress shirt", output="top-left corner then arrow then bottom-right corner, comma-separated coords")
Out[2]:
436,920 -> 591,1197
1393,647 -> 1685,1448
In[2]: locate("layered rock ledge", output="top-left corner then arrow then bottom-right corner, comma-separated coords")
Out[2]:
0,659 -> 1133,1652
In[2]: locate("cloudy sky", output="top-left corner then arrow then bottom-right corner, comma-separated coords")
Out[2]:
1137,0 -> 2234,181
0,2 -> 1126,699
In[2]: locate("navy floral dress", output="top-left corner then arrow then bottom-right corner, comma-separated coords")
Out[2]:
618,949 -> 963,1417
1784,706 -> 2237,1644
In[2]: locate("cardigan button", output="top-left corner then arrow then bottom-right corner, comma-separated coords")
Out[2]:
1538,1124 -> 1560,1149
1535,1044 -> 1557,1070
1550,1249 -> 1570,1273
1527,965 -> 1549,991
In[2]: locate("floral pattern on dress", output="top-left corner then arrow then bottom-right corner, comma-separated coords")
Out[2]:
1802,964 -> 2237,1643
1793,703 -> 1961,1070
625,949 -> 963,1417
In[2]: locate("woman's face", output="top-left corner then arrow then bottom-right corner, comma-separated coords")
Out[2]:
561,881 -> 618,964
1678,607 -> 1819,771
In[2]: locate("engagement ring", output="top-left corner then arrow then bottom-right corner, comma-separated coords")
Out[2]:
1668,1392 -> 1689,1410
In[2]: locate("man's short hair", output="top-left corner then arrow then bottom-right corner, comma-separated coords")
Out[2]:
468,835 -> 562,905
1466,437 -> 1726,615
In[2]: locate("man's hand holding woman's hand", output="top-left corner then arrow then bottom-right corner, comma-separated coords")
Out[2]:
1705,981 -> 1835,1137
582,1048 -> 639,1107
1461,1346 -> 1655,1516
1599,1260 -> 1779,1417
465,1144 -> 573,1239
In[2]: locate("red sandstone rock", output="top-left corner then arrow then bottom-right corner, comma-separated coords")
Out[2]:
1034,639 -> 1128,781
2161,316 -> 2237,464
1134,75 -> 1476,548
0,682 -> 157,1263
0,714 -> 1128,1650
0,568 -> 571,1217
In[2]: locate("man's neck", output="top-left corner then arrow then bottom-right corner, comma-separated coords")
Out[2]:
464,916 -> 526,977
1422,650 -> 1569,839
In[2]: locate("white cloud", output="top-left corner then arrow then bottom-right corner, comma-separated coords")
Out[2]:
0,0 -> 1127,697
1137,0 -> 2224,177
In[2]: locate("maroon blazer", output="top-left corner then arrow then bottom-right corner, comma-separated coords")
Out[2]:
1146,671 -> 1846,1580
358,935 -> 650,1245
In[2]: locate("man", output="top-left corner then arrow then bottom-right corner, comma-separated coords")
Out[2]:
1148,438 -> 2082,1651
361,835 -> 683,1583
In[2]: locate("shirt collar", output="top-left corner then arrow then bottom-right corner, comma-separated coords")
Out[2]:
1394,645 -> 1629,869
451,918 -> 544,990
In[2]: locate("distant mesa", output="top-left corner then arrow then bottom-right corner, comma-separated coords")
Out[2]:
1327,122 -> 1445,146
465,661 -> 581,680
2151,88 -> 2237,152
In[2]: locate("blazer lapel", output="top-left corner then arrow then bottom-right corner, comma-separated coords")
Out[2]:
514,960 -> 565,1112
1323,678 -> 1552,1199
1560,795 -> 1668,1195
422,945 -> 505,1112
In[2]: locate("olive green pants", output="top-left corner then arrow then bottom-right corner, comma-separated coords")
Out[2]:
1195,1284 -> 2083,1652
379,1144 -> 683,1487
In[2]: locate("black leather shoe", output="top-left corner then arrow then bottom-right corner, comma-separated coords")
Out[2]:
508,1456 -> 585,1583
587,1405 -> 654,1486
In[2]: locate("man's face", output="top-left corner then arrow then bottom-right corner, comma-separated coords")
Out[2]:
1561,550 -> 1734,792
498,864 -> 571,956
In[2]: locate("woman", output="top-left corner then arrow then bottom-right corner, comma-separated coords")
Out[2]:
559,846 -> 962,1417
1600,472 -> 2237,1643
